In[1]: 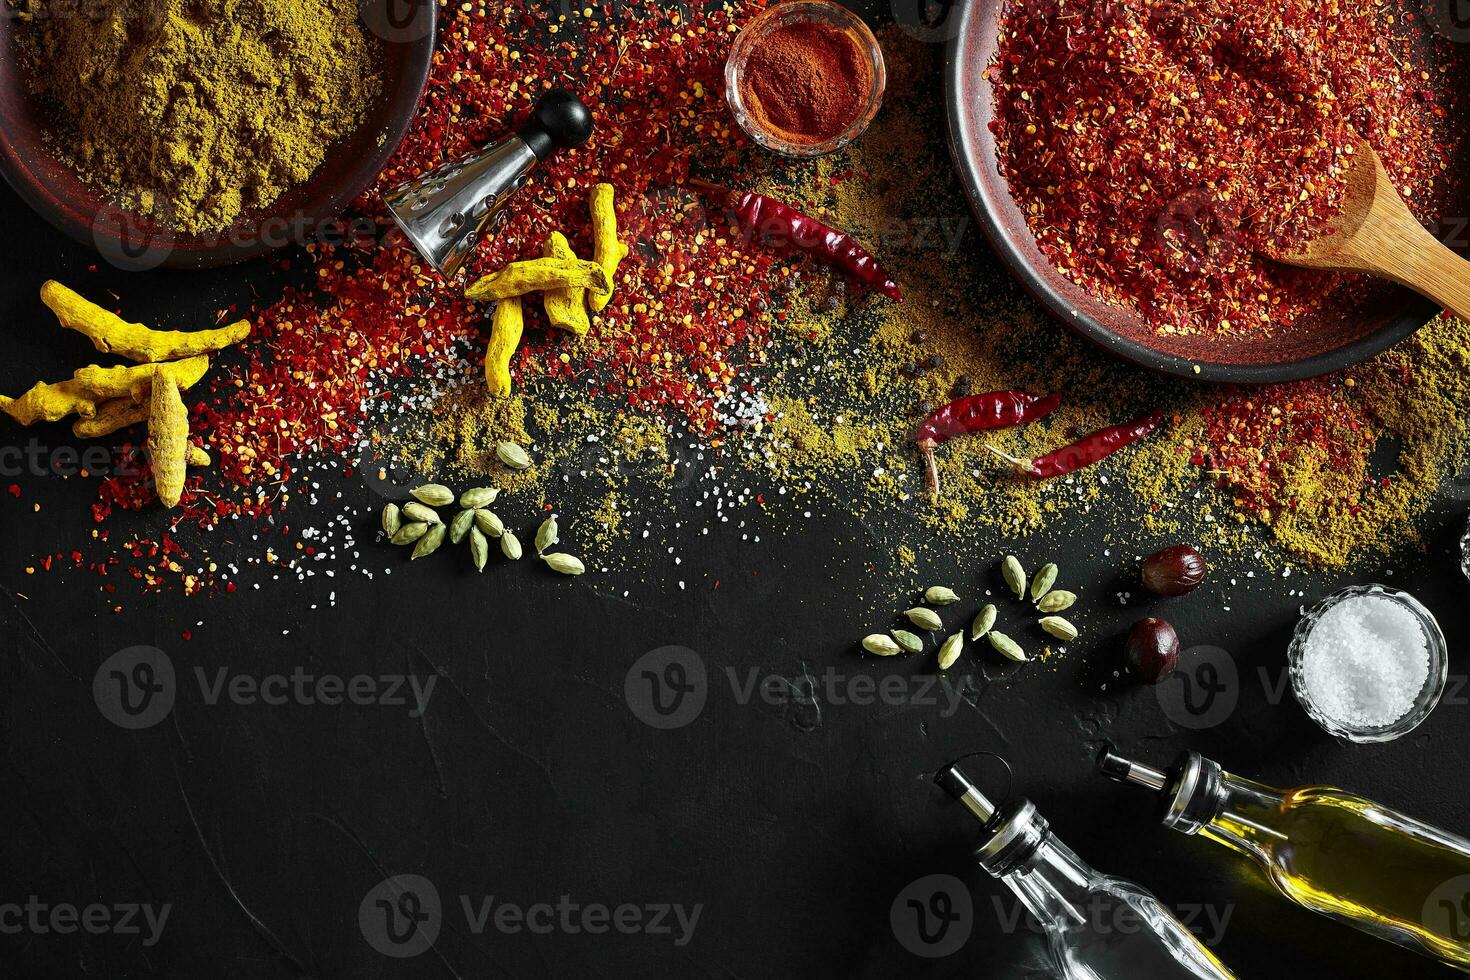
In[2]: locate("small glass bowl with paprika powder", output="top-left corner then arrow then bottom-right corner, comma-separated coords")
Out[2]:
725,0 -> 885,157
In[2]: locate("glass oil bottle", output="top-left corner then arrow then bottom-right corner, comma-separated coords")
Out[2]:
1099,747 -> 1470,973
937,762 -> 1239,979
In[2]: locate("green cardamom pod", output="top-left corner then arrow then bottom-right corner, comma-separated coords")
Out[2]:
474,509 -> 504,539
988,631 -> 1028,662
401,501 -> 442,525
389,522 -> 428,546
496,441 -> 532,470
863,633 -> 902,657
459,486 -> 499,509
938,632 -> 965,670
971,604 -> 997,640
1031,563 -> 1059,601
410,484 -> 455,507
381,502 -> 401,537
1038,616 -> 1078,642
891,629 -> 924,654
904,607 -> 944,631
925,585 -> 960,606
1037,590 -> 1078,613
501,529 -> 523,561
1002,555 -> 1026,598
411,524 -> 446,560
469,527 -> 489,572
535,516 -> 559,555
542,552 -> 586,576
449,508 -> 475,545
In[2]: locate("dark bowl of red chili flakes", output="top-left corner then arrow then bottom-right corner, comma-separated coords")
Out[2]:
946,0 -> 1470,383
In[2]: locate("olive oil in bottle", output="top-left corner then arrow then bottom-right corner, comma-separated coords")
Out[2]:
1099,748 -> 1470,973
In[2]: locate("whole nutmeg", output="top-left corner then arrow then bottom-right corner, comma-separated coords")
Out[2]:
1126,617 -> 1180,684
1141,545 -> 1207,597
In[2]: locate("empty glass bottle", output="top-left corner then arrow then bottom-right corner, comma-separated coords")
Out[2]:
937,762 -> 1238,979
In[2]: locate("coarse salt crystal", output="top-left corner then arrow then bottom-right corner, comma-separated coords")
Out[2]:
1300,594 -> 1429,729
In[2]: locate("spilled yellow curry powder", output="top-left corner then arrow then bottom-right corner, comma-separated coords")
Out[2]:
380,28 -> 1469,576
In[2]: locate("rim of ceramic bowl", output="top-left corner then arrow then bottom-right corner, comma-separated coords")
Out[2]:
724,0 -> 886,159
941,0 -> 1448,385
1287,583 -> 1448,743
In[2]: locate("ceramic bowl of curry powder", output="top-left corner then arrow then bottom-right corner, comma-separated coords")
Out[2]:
0,0 -> 435,269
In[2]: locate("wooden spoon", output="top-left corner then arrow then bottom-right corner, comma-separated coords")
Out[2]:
1270,137 -> 1470,322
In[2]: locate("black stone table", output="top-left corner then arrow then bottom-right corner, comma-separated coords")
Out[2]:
3,8 -> 1470,977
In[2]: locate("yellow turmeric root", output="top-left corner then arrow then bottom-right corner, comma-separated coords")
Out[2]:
485,297 -> 524,398
147,367 -> 189,509
466,258 -> 609,303
72,359 -> 215,438
588,183 -> 630,313
2,355 -> 209,427
73,406 -> 217,450
41,281 -> 250,363
542,232 -> 591,336
1,381 -> 96,427
75,358 -> 209,405
72,398 -> 149,439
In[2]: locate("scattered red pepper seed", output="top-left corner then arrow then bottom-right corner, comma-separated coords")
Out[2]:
70,0 -> 783,599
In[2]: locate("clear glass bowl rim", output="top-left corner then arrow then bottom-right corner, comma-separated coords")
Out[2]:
1460,514 -> 1470,586
1286,583 -> 1449,744
723,0 -> 887,158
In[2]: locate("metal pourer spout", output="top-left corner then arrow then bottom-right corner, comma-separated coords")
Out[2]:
936,763 -> 998,823
1097,747 -> 1222,834
1097,746 -> 1170,793
938,759 -> 1048,876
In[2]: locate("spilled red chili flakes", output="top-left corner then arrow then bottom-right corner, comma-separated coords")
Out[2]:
1185,312 -> 1470,567
77,0 -> 782,596
988,0 -> 1457,336
26,14 -> 1470,606
1196,382 -> 1374,521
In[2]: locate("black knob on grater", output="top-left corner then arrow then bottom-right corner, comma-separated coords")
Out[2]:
519,90 -> 595,161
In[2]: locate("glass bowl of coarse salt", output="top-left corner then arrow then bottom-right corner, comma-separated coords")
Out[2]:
1288,584 -> 1448,743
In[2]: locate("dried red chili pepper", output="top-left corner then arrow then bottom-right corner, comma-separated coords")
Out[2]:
916,390 -> 1061,500
688,178 -> 901,300
989,412 -> 1165,480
